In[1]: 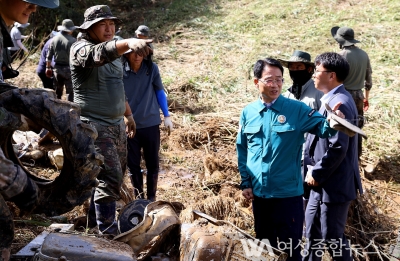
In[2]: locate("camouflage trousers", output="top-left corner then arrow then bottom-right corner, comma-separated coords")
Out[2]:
0,194 -> 13,252
346,89 -> 364,157
0,107 -> 36,252
89,120 -> 127,204
0,148 -> 21,252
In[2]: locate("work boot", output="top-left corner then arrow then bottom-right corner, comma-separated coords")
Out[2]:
95,201 -> 118,236
147,170 -> 159,202
87,196 -> 97,228
73,199 -> 96,230
129,171 -> 144,199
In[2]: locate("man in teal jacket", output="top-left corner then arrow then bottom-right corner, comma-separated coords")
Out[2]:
236,58 -> 343,261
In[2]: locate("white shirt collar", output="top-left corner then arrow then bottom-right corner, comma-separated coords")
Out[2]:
259,96 -> 277,108
320,84 -> 343,105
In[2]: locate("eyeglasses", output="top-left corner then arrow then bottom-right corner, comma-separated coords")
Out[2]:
259,78 -> 284,85
314,69 -> 333,74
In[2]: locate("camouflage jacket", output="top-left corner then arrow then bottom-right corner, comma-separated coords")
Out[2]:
0,16 -> 21,130
0,15 -> 13,83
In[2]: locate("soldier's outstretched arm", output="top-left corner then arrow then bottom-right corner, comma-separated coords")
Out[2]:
115,38 -> 153,57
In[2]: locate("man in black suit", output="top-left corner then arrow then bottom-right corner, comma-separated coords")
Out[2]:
302,52 -> 363,261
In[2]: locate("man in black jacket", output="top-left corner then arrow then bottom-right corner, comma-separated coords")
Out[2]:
302,52 -> 363,261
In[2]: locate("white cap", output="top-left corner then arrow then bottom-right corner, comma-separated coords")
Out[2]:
14,22 -> 30,28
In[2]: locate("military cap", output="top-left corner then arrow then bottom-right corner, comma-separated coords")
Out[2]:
78,5 -> 122,30
278,50 -> 314,68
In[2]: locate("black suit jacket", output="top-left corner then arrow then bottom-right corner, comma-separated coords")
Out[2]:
303,85 -> 363,203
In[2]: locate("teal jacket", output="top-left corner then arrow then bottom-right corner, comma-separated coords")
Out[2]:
236,95 -> 337,198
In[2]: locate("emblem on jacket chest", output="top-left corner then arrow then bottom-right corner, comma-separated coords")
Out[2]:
278,115 -> 286,124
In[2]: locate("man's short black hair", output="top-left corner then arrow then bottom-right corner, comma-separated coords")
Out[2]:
314,52 -> 350,82
254,58 -> 284,79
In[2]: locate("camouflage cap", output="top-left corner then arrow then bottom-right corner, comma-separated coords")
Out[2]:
78,5 -> 122,30
277,50 -> 314,68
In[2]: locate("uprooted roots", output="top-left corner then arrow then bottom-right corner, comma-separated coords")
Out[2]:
346,189 -> 398,260
180,195 -> 254,231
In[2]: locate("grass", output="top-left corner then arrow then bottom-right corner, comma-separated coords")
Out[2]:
149,0 -> 400,155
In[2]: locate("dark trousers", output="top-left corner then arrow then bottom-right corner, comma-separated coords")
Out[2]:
53,64 -> 73,101
253,195 -> 304,261
347,89 -> 364,158
127,125 -> 160,201
37,72 -> 54,90
303,194 -> 352,261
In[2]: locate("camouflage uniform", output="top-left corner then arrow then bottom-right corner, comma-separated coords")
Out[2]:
88,121 -> 127,203
70,6 -> 128,235
0,16 -> 40,257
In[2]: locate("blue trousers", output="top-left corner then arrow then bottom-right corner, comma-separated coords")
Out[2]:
303,193 -> 352,261
127,125 -> 160,201
253,195 -> 304,261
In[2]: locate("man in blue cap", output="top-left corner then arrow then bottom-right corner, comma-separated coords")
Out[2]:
0,1 -> 59,260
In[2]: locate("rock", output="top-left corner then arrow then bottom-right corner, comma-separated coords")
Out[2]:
364,163 -> 375,174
